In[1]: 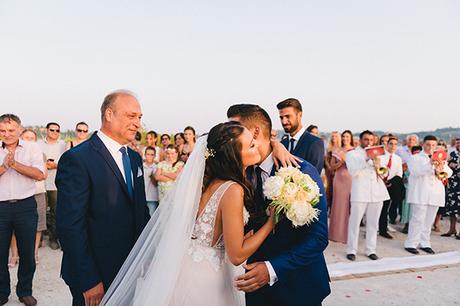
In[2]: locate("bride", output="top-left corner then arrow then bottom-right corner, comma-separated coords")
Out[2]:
101,121 -> 274,305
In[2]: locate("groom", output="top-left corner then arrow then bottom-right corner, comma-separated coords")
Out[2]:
228,104 -> 330,306
56,90 -> 150,306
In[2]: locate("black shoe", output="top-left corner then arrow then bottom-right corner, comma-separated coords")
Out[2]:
402,225 -> 409,234
456,235 -> 460,240
0,297 -> 8,306
368,254 -> 379,260
379,232 -> 394,239
420,247 -> 435,254
19,296 -> 37,306
405,247 -> 419,255
346,254 -> 356,261
49,240 -> 60,250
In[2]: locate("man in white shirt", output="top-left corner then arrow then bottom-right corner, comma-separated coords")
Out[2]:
404,135 -> 453,255
0,114 -> 45,306
378,137 -> 404,239
143,146 -> 159,215
37,122 -> 65,250
345,130 -> 390,261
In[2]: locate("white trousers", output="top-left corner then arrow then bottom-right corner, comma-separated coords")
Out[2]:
404,204 -> 439,248
347,201 -> 383,256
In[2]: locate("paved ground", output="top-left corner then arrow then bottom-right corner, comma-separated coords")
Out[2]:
5,218 -> 460,305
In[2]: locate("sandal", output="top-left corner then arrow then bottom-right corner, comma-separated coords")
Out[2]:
441,231 -> 456,237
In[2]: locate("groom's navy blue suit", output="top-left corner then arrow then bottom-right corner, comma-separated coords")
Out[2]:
56,133 -> 149,304
246,159 -> 330,306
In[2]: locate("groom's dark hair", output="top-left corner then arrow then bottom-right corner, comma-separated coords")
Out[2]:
226,104 -> 272,139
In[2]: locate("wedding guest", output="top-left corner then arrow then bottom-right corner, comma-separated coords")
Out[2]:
353,136 -> 359,148
0,114 -> 45,306
397,134 -> 419,165
328,130 -> 354,244
307,124 -> 319,136
448,137 -> 458,154
37,122 -> 65,250
404,135 -> 452,254
400,145 -> 423,234
65,122 -> 89,150
325,132 -> 341,207
379,137 -> 404,239
143,146 -> 159,215
128,131 -> 143,157
181,126 -> 196,163
345,130 -> 390,261
433,141 -> 449,232
155,145 -> 184,202
174,132 -> 185,155
277,98 -> 325,173
372,134 -> 380,147
21,129 -> 48,264
9,128 -> 47,268
144,131 -> 160,162
159,134 -> 171,161
441,138 -> 460,239
380,134 -> 390,147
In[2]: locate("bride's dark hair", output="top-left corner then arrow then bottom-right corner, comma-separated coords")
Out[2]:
203,121 -> 254,211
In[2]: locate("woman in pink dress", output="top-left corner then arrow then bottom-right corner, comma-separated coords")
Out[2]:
325,132 -> 341,210
328,130 -> 354,243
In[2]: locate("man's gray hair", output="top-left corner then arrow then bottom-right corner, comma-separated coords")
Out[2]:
406,134 -> 419,142
0,114 -> 21,125
100,89 -> 138,121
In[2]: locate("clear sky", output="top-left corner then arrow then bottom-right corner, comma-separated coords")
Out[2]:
1,0 -> 459,135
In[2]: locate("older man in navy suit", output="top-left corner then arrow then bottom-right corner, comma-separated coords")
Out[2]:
56,90 -> 150,306
228,104 -> 330,306
277,98 -> 324,174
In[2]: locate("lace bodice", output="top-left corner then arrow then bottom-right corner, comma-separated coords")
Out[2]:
188,181 -> 249,271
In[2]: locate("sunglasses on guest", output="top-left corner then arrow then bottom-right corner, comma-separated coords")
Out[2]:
49,129 -> 60,133
77,129 -> 88,133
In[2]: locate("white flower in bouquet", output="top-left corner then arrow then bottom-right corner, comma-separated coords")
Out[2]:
277,166 -> 298,181
281,182 -> 299,202
286,201 -> 320,227
263,166 -> 322,228
263,176 -> 284,199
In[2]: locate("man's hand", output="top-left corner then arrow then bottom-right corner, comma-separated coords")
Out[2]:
83,282 -> 105,306
46,160 -> 57,170
235,262 -> 270,293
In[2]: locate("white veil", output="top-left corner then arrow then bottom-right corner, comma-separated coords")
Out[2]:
101,136 -> 208,306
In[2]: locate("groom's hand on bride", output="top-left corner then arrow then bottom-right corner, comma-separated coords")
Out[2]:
234,262 -> 269,292
83,282 -> 105,306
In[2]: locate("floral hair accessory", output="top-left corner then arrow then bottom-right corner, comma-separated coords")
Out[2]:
204,148 -> 216,160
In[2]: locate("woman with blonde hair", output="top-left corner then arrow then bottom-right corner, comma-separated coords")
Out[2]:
325,131 -> 341,208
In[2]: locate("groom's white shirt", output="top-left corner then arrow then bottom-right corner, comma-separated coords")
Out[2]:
256,153 -> 279,286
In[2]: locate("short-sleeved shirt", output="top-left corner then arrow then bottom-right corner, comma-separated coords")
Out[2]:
0,140 -> 45,201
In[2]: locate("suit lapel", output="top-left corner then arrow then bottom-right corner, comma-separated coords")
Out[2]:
90,133 -> 131,200
281,135 -> 289,150
293,130 -> 309,155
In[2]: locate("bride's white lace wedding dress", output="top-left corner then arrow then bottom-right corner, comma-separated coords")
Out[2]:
169,181 -> 248,306
101,138 -> 247,306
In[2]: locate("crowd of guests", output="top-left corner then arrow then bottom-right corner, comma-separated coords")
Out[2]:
325,130 -> 460,260
1,98 -> 459,305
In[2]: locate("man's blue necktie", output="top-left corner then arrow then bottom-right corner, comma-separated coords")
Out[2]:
119,147 -> 134,199
290,138 -> 296,153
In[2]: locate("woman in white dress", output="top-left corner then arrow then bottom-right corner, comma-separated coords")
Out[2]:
102,122 -> 274,306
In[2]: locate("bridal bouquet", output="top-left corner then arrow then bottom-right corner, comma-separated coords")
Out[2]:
263,166 -> 321,227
